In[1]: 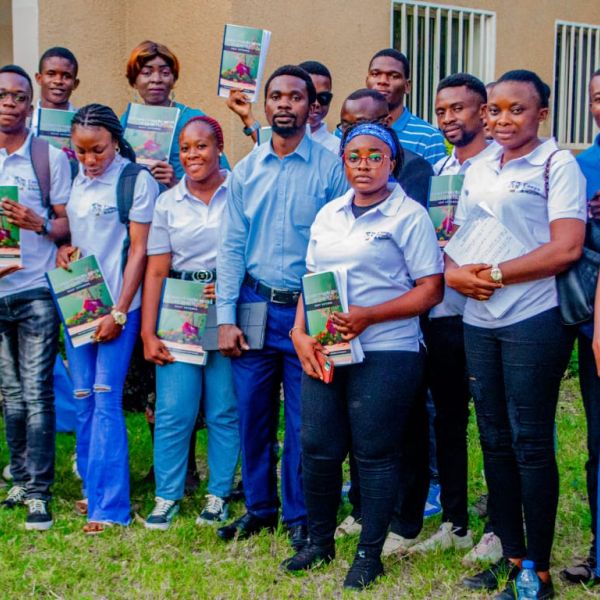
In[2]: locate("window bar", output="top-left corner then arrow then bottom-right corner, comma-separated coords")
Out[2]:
412,4 -> 420,118
457,11 -> 464,72
467,11 -> 475,73
575,26 -> 584,145
446,9 -> 453,76
423,5 -> 431,122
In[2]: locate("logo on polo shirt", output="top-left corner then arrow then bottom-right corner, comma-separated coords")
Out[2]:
364,231 -> 392,242
13,175 -> 39,192
91,203 -> 118,217
508,180 -> 544,198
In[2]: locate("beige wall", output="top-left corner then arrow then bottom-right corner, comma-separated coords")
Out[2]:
0,0 -> 12,65
37,0 -> 600,164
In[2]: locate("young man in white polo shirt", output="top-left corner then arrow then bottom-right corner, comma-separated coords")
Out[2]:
0,65 -> 71,530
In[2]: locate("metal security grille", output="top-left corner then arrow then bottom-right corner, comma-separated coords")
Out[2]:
391,1 -> 496,125
554,21 -> 600,149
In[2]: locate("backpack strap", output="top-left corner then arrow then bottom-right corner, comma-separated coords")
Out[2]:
543,149 -> 563,199
30,136 -> 52,210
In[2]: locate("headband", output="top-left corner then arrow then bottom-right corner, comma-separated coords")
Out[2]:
341,123 -> 399,159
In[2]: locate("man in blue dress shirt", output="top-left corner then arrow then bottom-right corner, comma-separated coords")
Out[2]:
216,65 -> 348,548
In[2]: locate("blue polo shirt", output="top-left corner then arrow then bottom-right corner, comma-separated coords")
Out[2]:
577,133 -> 600,201
390,108 -> 447,166
217,133 -> 349,325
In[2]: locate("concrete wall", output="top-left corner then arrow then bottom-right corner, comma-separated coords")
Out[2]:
0,0 -> 12,65
36,0 -> 600,164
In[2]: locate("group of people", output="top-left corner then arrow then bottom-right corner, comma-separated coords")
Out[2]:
0,36 -> 599,598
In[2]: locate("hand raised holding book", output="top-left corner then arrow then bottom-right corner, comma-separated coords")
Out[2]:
150,161 -> 176,188
1,198 -> 45,232
56,245 -> 80,271
330,306 -> 373,341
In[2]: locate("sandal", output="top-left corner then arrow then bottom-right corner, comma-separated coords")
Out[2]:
560,559 -> 600,585
83,521 -> 114,535
74,499 -> 88,516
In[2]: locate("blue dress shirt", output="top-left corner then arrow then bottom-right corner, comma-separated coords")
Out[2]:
390,108 -> 447,166
217,133 -> 348,324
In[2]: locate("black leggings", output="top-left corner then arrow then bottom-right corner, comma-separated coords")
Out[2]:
301,350 -> 425,558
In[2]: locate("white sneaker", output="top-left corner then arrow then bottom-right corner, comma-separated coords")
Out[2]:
381,531 -> 418,557
408,522 -> 474,554
462,531 -> 503,566
334,515 -> 362,538
196,494 -> 229,525
2,464 -> 12,481
144,497 -> 179,530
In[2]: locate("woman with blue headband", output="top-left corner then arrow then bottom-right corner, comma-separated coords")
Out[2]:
281,122 -> 444,590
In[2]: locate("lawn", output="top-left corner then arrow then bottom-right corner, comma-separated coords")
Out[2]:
0,376 -> 597,599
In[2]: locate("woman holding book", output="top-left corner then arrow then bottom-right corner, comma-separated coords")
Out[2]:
282,122 -> 443,590
141,116 -> 239,530
56,104 -> 159,533
123,40 -> 229,188
445,70 -> 586,598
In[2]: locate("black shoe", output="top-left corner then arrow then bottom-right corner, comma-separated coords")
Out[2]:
2,485 -> 27,509
462,557 -> 520,591
560,558 -> 600,585
25,498 -> 53,531
280,543 -> 335,572
216,512 -> 277,541
494,577 -> 554,600
288,524 -> 308,551
343,551 -> 384,590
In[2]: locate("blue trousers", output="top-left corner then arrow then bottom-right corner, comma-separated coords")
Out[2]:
65,309 -> 140,525
0,288 -> 58,500
231,285 -> 305,526
154,351 -> 239,500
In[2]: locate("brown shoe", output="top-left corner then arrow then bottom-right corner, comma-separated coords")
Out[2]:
74,499 -> 88,516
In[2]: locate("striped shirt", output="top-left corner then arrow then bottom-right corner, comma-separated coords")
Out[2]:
391,108 -> 447,166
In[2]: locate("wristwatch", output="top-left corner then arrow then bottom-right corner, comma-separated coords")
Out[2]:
243,121 -> 261,136
111,309 -> 127,326
490,265 -> 503,284
36,217 -> 50,236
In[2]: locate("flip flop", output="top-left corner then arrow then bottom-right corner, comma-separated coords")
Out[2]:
83,521 -> 114,535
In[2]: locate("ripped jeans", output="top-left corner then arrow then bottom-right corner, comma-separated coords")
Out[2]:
464,308 -> 574,572
65,309 -> 140,524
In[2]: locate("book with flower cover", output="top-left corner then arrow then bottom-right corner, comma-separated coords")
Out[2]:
0,186 -> 20,267
217,24 -> 272,102
36,107 -> 76,153
302,270 -> 364,366
427,174 -> 464,245
157,278 -> 209,365
46,255 -> 114,348
123,103 -> 180,166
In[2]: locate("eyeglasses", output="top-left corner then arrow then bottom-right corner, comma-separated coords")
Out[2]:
336,114 -> 388,134
0,91 -> 30,104
343,151 -> 389,169
315,92 -> 333,106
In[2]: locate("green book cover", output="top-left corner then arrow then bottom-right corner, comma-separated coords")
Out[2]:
157,278 -> 209,365
427,174 -> 465,245
46,255 -> 114,348
302,271 -> 352,365
36,107 -> 76,151
0,186 -> 20,267
217,24 -> 272,102
123,103 -> 180,166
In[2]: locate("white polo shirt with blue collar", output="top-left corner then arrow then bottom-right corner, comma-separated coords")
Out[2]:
306,182 -> 443,352
147,171 -> 229,271
0,131 -> 71,297
67,154 -> 159,312
454,137 -> 586,328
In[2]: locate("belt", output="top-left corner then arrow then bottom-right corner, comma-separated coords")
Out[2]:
169,268 -> 216,282
243,273 -> 300,305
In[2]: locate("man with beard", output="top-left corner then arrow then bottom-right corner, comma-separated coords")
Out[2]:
366,48 -> 446,165
216,65 -> 348,549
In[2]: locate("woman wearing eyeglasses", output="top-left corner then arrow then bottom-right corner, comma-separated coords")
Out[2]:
281,122 -> 443,590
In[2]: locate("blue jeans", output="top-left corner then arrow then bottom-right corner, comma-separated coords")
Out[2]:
65,309 -> 140,524
154,351 -> 239,500
464,308 -> 574,571
0,287 -> 58,500
231,285 -> 305,526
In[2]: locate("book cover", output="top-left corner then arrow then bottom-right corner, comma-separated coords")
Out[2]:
0,186 -> 20,268
157,278 -> 209,365
46,255 -> 114,348
427,174 -> 465,245
123,103 -> 180,166
36,107 -> 76,152
302,271 -> 354,366
217,24 -> 272,102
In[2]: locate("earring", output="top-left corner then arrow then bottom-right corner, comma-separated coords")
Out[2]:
115,146 -> 120,154
219,151 -> 223,157
169,89 -> 176,105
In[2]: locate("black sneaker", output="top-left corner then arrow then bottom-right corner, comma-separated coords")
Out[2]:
25,498 -> 53,531
560,558 -> 600,585
494,577 -> 555,600
2,484 -> 26,508
280,543 -> 335,572
462,557 -> 520,591
343,551 -> 384,590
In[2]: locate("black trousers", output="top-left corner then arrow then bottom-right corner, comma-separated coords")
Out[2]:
301,350 -> 425,557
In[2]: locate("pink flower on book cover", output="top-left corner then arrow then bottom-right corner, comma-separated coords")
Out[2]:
144,139 -> 161,153
82,298 -> 106,313
182,321 -> 199,337
236,62 -> 251,77
0,228 -> 9,241
326,317 -> 337,335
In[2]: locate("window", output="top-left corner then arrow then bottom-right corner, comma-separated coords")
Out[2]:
553,21 -> 600,149
391,1 -> 496,125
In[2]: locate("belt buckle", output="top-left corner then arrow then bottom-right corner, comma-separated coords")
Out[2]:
192,270 -> 214,283
270,287 -> 289,304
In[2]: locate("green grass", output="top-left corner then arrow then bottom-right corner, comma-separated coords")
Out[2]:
0,378 -> 598,599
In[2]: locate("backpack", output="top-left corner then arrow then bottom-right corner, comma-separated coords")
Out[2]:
30,136 -> 52,212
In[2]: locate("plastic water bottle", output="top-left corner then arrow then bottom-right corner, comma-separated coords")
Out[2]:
516,560 -> 540,599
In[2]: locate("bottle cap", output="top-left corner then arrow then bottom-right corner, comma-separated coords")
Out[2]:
522,560 -> 535,570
